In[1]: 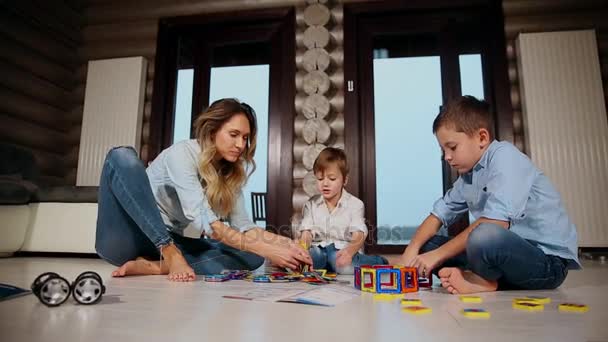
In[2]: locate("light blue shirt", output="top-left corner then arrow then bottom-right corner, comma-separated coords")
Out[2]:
146,139 -> 257,237
432,140 -> 581,269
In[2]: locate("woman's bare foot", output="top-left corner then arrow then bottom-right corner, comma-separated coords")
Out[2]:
438,267 -> 498,294
112,257 -> 161,277
111,244 -> 196,282
160,243 -> 196,282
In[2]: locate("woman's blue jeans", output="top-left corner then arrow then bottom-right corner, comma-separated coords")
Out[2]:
95,147 -> 264,275
421,223 -> 569,290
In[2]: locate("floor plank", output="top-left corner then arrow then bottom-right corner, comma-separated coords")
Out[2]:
0,257 -> 606,342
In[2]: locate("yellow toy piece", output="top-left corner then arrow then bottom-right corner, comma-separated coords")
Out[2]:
402,306 -> 432,314
461,308 -> 491,319
374,293 -> 403,301
459,295 -> 482,303
401,298 -> 422,306
361,267 -> 376,293
512,302 -> 544,311
513,296 -> 551,304
558,303 -> 589,313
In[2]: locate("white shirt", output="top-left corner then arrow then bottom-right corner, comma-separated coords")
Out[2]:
298,190 -> 368,249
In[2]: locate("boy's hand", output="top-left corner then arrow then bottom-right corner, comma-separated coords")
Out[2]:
335,249 -> 355,268
409,250 -> 444,278
398,248 -> 419,266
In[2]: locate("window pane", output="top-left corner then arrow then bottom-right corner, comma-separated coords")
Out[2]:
209,65 -> 270,225
459,54 -> 484,99
373,57 -> 444,245
173,69 -> 194,144
459,54 -> 485,224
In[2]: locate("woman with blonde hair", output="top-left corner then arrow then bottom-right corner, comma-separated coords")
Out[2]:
95,98 -> 311,281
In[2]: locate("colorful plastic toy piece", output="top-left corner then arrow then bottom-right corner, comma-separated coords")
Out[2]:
402,306 -> 432,314
558,303 -> 589,313
373,293 -> 403,300
354,266 -> 362,290
460,295 -> 483,303
204,274 -> 229,282
519,296 -> 551,304
376,268 -> 401,293
360,266 -> 377,293
512,302 -> 544,311
401,298 -> 422,306
461,308 -> 490,318
418,274 -> 433,288
354,265 -> 419,294
400,267 -> 418,293
252,275 -> 272,283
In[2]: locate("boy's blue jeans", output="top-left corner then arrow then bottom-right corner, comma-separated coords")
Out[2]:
95,147 -> 264,275
421,223 -> 569,290
309,243 -> 388,274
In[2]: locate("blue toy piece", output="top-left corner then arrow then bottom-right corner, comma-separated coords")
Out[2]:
376,268 -> 402,294
204,274 -> 229,282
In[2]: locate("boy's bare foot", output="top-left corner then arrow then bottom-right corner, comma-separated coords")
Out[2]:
112,257 -> 161,277
438,267 -> 498,294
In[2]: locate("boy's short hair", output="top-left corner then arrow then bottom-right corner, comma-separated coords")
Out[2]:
432,95 -> 494,140
313,147 -> 349,178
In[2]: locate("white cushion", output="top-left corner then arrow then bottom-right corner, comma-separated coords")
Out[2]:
21,203 -> 97,253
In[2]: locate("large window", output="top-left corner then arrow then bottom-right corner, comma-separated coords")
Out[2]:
151,9 -> 295,233
344,1 -> 512,253
373,56 -> 444,244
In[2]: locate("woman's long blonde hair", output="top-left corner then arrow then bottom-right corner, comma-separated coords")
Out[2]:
193,98 -> 257,218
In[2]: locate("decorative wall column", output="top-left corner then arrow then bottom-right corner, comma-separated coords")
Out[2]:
292,0 -> 344,228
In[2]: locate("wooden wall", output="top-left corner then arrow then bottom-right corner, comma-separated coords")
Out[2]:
81,0 -> 306,165
2,0 -> 606,192
0,0 -> 84,185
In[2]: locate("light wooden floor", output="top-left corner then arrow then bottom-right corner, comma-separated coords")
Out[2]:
0,256 -> 607,342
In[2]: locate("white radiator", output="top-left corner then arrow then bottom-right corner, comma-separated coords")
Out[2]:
517,30 -> 608,247
77,57 -> 147,186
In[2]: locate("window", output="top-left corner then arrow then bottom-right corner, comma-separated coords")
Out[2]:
344,1 -> 512,253
151,9 -> 296,233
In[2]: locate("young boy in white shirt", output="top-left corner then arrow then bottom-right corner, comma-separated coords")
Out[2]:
298,147 -> 388,274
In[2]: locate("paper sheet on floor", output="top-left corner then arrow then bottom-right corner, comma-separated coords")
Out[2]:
223,285 -> 360,306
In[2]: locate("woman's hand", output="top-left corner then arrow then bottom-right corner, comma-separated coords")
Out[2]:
265,240 -> 313,271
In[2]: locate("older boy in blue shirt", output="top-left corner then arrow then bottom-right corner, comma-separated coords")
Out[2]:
399,96 -> 580,294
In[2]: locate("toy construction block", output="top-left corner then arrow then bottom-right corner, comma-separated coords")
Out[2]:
204,274 -> 229,282
360,266 -> 377,293
400,267 -> 418,293
512,301 -> 544,312
558,303 -> 589,313
299,241 -> 310,273
461,308 -> 490,319
460,295 -> 483,303
376,268 -> 401,294
354,266 -> 362,290
401,298 -> 422,306
418,274 -> 433,288
515,296 -> 551,304
354,265 -> 419,294
374,293 -> 403,301
402,306 -> 432,315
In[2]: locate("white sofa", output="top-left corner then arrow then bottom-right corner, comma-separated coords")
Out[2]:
0,191 -> 98,256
